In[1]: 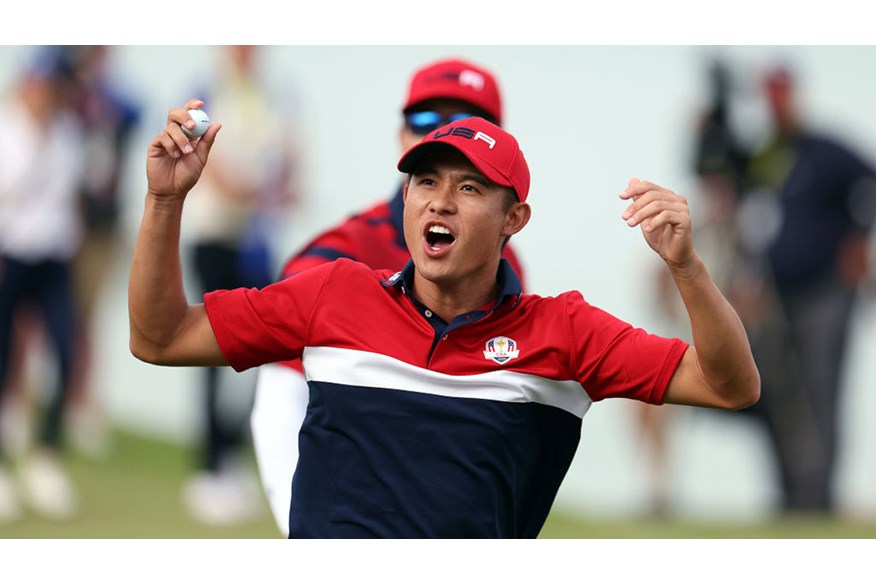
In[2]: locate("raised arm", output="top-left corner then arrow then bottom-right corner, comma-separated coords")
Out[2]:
620,178 -> 760,410
128,99 -> 226,367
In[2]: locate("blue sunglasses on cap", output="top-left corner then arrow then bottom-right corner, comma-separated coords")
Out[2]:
405,111 -> 494,135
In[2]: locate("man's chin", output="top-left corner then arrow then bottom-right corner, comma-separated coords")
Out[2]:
414,262 -> 455,286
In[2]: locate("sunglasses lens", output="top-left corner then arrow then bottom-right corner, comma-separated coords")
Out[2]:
406,111 -> 484,135
406,111 -> 443,135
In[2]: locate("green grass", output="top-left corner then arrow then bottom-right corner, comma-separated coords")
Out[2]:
539,509 -> 876,538
1,428 -> 873,539
1,429 -> 278,539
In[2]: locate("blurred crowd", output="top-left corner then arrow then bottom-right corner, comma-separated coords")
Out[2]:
1,46 -> 875,533
0,46 -> 141,522
0,45 -> 305,529
644,56 -> 876,519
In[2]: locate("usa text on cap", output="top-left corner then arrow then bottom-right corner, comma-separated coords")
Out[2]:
397,117 -> 530,202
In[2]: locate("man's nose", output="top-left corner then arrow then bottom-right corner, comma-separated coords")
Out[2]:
428,185 -> 457,214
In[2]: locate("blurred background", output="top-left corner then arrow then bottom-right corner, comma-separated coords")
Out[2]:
1,45 -> 875,538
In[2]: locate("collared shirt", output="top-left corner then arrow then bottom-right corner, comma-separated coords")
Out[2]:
391,257 -> 521,360
205,258 -> 686,538
272,187 -> 528,374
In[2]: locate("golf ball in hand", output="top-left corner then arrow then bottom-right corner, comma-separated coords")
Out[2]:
182,108 -> 210,138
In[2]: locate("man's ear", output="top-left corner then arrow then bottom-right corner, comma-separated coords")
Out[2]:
402,177 -> 410,202
502,202 -> 531,237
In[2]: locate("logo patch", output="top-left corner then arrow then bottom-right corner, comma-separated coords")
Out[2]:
458,69 -> 485,91
483,336 -> 520,365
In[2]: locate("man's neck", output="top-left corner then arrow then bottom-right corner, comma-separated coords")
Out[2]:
410,269 -> 499,323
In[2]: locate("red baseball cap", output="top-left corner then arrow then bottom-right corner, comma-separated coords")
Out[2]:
397,117 -> 530,202
403,58 -> 503,125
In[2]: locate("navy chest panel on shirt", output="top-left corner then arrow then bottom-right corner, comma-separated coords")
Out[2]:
290,379 -> 583,539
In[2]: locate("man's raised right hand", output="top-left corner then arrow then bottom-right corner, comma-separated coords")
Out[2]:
146,98 -> 221,200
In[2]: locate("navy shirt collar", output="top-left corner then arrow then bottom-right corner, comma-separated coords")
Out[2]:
382,257 -> 522,313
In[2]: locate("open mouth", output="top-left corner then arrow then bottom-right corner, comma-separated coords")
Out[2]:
426,224 -> 455,251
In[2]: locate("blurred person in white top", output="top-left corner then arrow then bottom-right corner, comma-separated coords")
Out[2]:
0,46 -> 85,522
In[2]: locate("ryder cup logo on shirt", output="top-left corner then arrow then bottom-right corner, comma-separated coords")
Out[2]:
483,336 -> 520,365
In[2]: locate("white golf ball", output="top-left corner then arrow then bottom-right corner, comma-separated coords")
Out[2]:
182,108 -> 210,138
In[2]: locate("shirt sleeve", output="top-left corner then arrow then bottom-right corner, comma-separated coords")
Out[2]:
204,261 -> 336,372
564,291 -> 688,405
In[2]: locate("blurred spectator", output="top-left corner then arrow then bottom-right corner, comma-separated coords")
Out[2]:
181,45 -> 304,525
736,64 -> 876,515
62,45 -> 142,458
0,46 -> 85,521
653,57 -> 876,518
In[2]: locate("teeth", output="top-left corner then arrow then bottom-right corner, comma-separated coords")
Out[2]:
428,225 -> 451,235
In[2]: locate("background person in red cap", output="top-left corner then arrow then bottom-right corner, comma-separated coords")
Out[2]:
248,57 -> 527,536
128,100 -> 760,538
